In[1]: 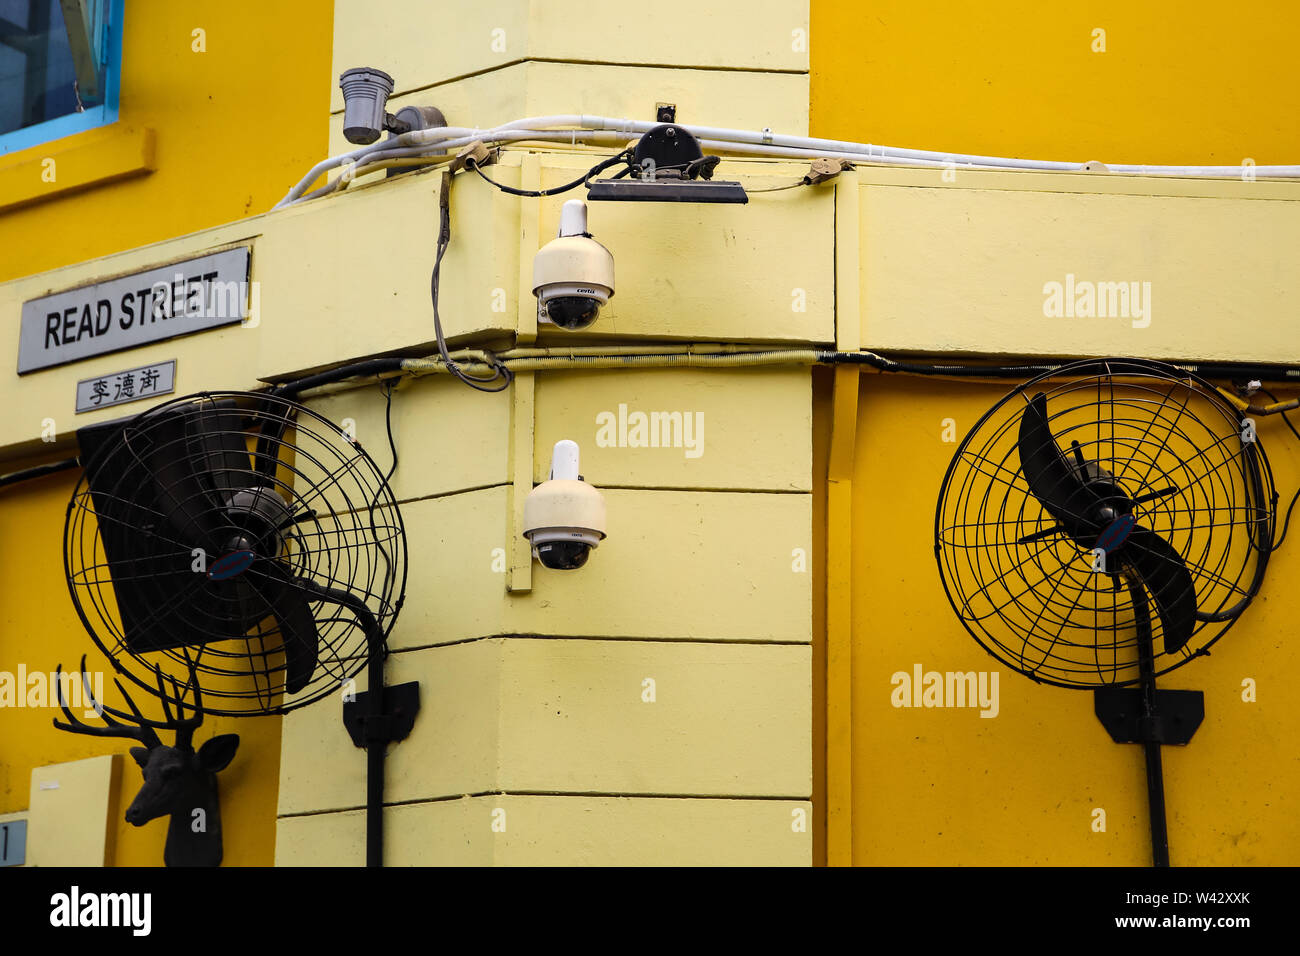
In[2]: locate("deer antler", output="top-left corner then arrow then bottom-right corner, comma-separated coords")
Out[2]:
161,650 -> 204,751
52,655 -> 206,750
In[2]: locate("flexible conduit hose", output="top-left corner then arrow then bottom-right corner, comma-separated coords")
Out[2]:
400,348 -> 822,377
270,348 -> 1300,397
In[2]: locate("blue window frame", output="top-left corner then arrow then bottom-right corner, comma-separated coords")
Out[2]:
0,0 -> 124,155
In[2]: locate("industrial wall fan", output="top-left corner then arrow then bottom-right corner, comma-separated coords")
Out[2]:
935,358 -> 1275,866
63,390 -> 414,865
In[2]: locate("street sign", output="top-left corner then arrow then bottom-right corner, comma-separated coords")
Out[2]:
75,359 -> 176,414
19,247 -> 250,374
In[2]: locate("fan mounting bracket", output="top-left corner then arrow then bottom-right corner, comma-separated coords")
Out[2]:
1093,687 -> 1204,746
343,680 -> 421,747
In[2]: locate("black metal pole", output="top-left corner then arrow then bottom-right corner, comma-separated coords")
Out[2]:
306,582 -> 388,867
1141,741 -> 1170,867
365,615 -> 385,868
1127,575 -> 1171,867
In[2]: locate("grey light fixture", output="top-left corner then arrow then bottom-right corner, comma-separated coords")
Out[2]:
339,67 -> 448,156
339,67 -> 396,144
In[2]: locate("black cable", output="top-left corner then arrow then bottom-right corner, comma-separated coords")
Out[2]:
1260,387 -> 1300,551
381,379 -> 398,485
367,378 -> 400,655
0,456 -> 79,490
432,173 -> 512,392
818,349 -> 1300,385
466,149 -> 633,198
820,350 -> 1062,378
271,358 -> 405,399
1273,485 -> 1300,552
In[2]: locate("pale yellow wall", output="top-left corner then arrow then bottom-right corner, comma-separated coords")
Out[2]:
342,64 -> 809,161
281,360 -> 816,864
330,0 -> 809,135
278,639 -> 811,813
850,170 -> 1300,364
278,795 -> 811,866
0,153 -> 830,459
0,139 -> 827,864
27,755 -> 119,866
0,0 -> 825,866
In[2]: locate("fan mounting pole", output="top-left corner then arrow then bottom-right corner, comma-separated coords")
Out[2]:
937,361 -> 1272,868
1130,577 -> 1170,867
303,585 -> 420,868
340,619 -> 420,867
1092,571 -> 1205,868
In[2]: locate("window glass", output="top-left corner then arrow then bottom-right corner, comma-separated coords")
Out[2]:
0,0 -> 115,146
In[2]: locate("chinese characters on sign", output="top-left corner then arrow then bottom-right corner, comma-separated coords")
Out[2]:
75,360 -> 177,414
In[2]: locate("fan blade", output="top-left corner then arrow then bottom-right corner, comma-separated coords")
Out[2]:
140,408 -> 226,549
1121,527 -> 1197,654
190,402 -> 256,497
252,406 -> 293,481
244,561 -> 319,694
1017,393 -> 1101,538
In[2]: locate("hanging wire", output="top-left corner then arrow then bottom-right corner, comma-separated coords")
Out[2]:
1260,386 -> 1300,551
431,173 -> 513,392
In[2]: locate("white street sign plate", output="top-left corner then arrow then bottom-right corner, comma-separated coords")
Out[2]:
18,247 -> 250,374
75,359 -> 177,414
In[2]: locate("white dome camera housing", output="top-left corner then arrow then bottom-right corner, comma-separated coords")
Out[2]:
523,440 -> 607,570
532,200 -> 614,331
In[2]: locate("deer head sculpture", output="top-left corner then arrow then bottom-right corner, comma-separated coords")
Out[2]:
52,655 -> 239,867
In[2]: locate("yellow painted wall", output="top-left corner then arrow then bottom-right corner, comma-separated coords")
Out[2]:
810,1 -> 1300,165
812,0 -> 1300,864
0,458 -> 282,866
0,0 -> 334,282
279,362 -> 815,864
842,373 -> 1300,864
0,0 -> 331,865
7,0 -> 1297,869
2,0 -> 821,867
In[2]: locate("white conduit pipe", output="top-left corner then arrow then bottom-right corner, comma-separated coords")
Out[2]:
276,128 -> 638,207
499,115 -> 1300,176
696,139 -> 985,170
289,130 -> 635,204
277,114 -> 1300,207
275,127 -> 474,207
339,129 -> 630,171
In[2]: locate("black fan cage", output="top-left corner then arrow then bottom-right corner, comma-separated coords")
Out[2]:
65,390 -> 407,715
935,358 -> 1275,689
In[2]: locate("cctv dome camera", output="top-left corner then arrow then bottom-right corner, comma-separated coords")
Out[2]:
523,440 -> 607,570
532,201 -> 614,331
